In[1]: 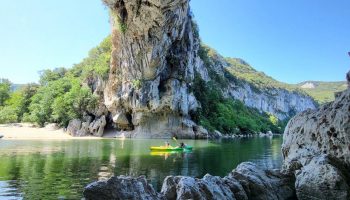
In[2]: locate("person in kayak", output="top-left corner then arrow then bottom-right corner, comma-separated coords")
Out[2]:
180,142 -> 185,148
165,141 -> 170,147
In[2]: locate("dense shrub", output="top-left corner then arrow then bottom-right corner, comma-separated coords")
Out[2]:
0,36 -> 110,126
0,79 -> 11,106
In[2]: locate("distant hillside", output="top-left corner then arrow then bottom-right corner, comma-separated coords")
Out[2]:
297,81 -> 347,104
224,57 -> 346,105
225,58 -> 303,93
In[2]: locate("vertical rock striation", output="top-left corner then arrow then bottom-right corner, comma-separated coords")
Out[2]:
103,0 -> 202,138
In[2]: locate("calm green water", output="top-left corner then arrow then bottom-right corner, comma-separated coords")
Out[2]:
0,136 -> 282,199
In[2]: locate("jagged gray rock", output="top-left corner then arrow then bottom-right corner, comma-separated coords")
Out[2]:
83,162 -> 295,200
103,0 -> 202,138
83,176 -> 159,200
230,162 -> 296,200
282,80 -> 350,199
294,155 -> 350,200
67,119 -> 83,136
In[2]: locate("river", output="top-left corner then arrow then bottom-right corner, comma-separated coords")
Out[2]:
0,136 -> 282,199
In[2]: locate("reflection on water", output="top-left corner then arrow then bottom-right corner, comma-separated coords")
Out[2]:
0,136 -> 282,199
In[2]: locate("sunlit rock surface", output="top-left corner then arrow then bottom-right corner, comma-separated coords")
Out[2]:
83,162 -> 296,200
282,73 -> 350,200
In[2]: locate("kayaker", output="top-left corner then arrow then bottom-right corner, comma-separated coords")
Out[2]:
165,141 -> 170,147
180,142 -> 185,148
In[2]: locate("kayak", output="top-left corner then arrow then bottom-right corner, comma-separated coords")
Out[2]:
150,145 -> 193,152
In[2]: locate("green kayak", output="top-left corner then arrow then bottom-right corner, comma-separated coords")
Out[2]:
150,145 -> 193,152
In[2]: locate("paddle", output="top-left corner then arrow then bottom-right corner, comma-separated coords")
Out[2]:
172,137 -> 180,146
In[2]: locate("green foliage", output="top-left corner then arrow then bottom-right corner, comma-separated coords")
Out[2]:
0,79 -> 11,106
131,79 -> 142,89
70,36 -> 111,80
110,11 -> 127,33
39,68 -> 67,86
268,114 -> 279,126
0,36 -> 111,126
52,80 -> 97,127
225,58 -> 299,92
192,74 -> 283,134
0,106 -> 18,124
119,22 -> 127,33
24,77 -> 97,127
0,83 -> 39,124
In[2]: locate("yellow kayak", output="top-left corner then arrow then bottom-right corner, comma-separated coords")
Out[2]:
150,145 -> 193,152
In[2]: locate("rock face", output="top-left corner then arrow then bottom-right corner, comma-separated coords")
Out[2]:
67,75 -> 108,137
83,176 -> 159,200
228,82 -> 316,120
205,53 -> 317,120
282,80 -> 350,200
83,162 -> 296,200
102,0 -> 203,138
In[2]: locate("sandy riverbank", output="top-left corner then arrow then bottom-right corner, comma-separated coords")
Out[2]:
0,123 -> 103,140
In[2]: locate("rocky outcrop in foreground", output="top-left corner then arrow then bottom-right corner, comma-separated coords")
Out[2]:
281,75 -> 350,200
83,162 -> 296,200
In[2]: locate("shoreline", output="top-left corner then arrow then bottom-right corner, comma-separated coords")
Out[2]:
0,123 -> 282,140
0,123 -> 102,140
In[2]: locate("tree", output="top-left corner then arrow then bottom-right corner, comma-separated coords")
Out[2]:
0,106 -> 18,124
39,68 -> 67,86
0,78 -> 11,106
52,80 -> 97,126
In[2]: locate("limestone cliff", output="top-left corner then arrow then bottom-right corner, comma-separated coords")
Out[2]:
102,0 -> 202,138
203,54 -> 317,120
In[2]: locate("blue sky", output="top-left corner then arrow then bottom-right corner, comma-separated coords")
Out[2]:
0,0 -> 349,84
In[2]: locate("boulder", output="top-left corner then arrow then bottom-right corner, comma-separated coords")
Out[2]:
294,155 -> 350,200
84,162 -> 296,200
231,162 -> 296,200
83,176 -> 159,200
44,123 -> 59,131
161,175 -> 236,200
89,116 -> 107,137
66,119 -> 82,136
112,112 -> 129,126
193,126 -> 209,139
